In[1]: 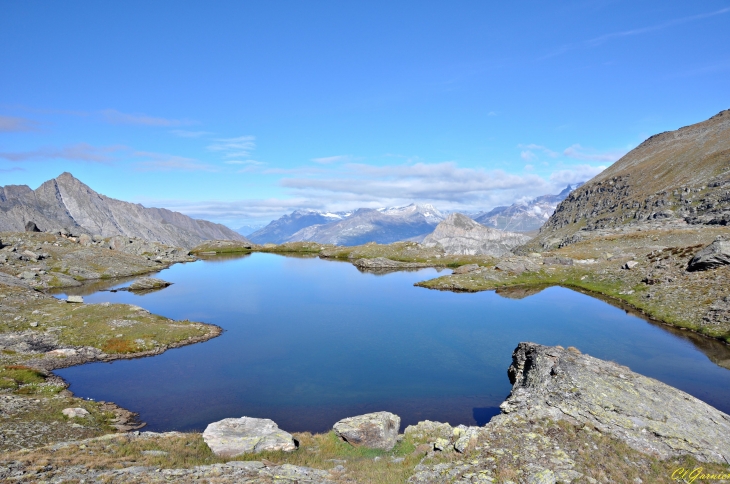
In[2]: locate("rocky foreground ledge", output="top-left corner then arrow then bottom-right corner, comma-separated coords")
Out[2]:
2,343 -> 729,483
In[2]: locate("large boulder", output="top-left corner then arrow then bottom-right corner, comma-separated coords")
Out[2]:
202,417 -> 297,457
687,236 -> 730,271
127,277 -> 172,291
25,221 -> 41,232
333,411 -> 401,450
496,342 -> 730,463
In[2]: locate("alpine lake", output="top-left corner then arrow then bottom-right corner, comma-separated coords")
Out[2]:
54,252 -> 730,434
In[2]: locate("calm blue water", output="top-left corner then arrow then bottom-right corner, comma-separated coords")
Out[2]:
56,253 -> 730,433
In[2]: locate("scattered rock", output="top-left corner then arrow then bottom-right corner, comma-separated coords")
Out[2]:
202,417 -> 297,457
62,408 -> 90,418
623,260 -> 639,270
433,437 -> 452,452
78,234 -> 93,246
687,237 -> 730,271
25,221 -> 41,232
47,348 -> 78,357
543,256 -> 573,266
333,411 -> 401,450
66,295 -> 84,303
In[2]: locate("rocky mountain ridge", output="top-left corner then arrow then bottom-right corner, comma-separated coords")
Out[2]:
527,109 -> 730,250
0,173 -> 248,249
285,204 -> 445,246
474,184 -> 582,232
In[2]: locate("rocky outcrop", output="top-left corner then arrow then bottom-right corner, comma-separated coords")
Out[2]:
203,417 -> 297,457
497,342 -> 730,463
422,213 -> 531,257
333,411 -> 401,450
0,172 -> 248,248
687,236 -> 730,271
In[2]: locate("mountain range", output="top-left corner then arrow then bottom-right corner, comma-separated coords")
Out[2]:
473,184 -> 582,233
0,172 -> 248,248
250,204 -> 445,245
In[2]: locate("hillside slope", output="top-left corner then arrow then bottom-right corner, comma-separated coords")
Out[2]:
526,109 -> 730,250
0,173 -> 248,248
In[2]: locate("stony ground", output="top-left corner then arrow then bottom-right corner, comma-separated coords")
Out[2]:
0,232 -> 221,453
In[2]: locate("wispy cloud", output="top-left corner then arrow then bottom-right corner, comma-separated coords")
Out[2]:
133,151 -> 218,172
102,109 -> 194,127
517,143 -> 560,161
563,144 -> 626,162
549,164 -> 606,186
0,143 -> 125,163
311,155 -> 354,164
0,167 -> 25,173
169,129 -> 213,138
0,115 -> 40,132
545,7 -> 730,58
207,135 -> 256,158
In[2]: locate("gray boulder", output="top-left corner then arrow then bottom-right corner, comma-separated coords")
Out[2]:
687,236 -> 730,271
25,221 -> 41,232
202,417 -> 297,457
496,342 -> 730,463
452,263 -> 480,274
353,257 -> 430,269
127,277 -> 172,292
333,411 -> 401,450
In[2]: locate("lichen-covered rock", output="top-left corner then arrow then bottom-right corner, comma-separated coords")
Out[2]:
687,236 -> 730,271
62,408 -> 89,418
451,263 -> 480,274
203,417 -> 297,457
497,342 -> 730,463
333,411 -> 401,450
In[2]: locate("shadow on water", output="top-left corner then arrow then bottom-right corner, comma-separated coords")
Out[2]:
473,407 -> 502,426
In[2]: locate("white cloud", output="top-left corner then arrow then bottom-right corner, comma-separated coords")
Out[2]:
133,151 -> 218,172
521,150 -> 537,162
311,155 -> 353,164
0,115 -> 39,132
207,135 -> 256,158
101,109 -> 194,127
519,144 -> 559,158
549,164 -> 606,186
169,130 -> 212,138
563,144 -> 626,162
0,143 -> 125,163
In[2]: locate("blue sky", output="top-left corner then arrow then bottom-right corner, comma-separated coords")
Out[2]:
1,1 -> 728,228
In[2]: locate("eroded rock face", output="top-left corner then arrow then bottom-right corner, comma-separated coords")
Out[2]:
497,342 -> 730,463
687,236 -> 730,271
352,257 -> 430,269
333,411 -> 401,450
203,417 -> 297,457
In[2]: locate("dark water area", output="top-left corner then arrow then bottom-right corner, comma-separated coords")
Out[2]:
55,253 -> 730,433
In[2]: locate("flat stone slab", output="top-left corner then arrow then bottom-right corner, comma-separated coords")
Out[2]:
333,411 -> 401,450
62,408 -> 89,418
203,417 -> 297,457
